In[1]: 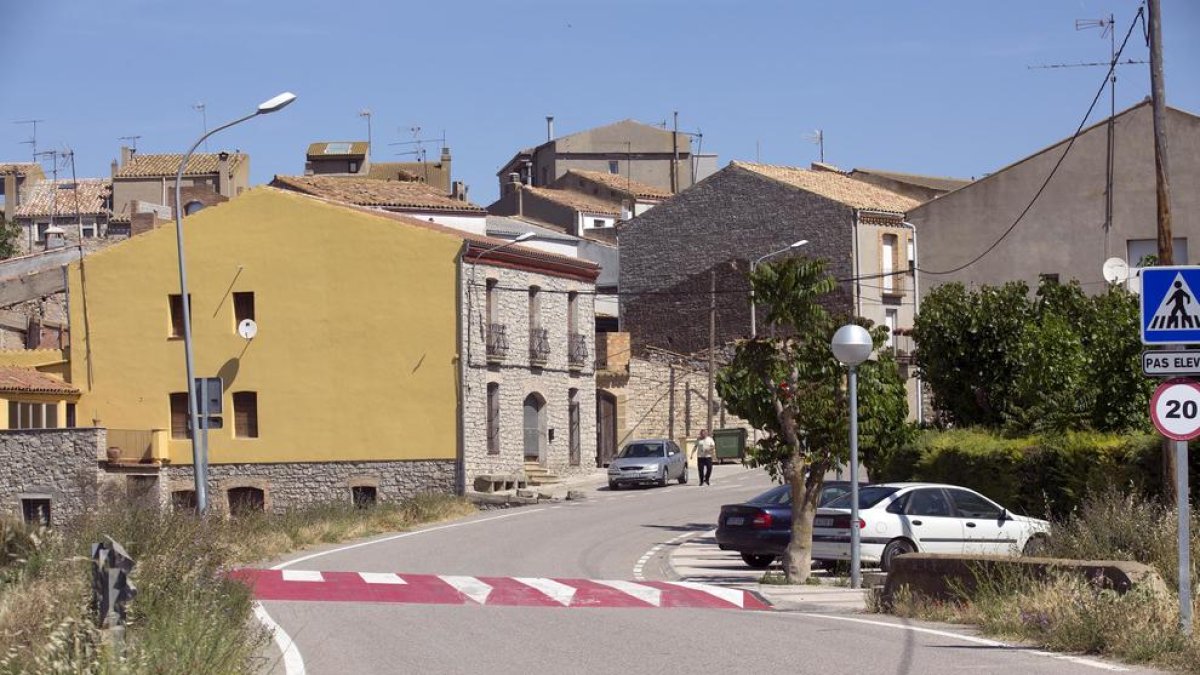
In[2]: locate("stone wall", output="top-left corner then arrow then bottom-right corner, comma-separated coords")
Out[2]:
461,260 -> 597,484
164,459 -> 456,514
0,427 -> 103,526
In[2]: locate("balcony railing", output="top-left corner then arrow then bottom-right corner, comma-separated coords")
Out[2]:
568,332 -> 588,369
529,327 -> 550,365
486,323 -> 509,361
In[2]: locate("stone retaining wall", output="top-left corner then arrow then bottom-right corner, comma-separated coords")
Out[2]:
0,427 -> 104,526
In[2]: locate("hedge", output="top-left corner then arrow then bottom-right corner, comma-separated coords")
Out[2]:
873,429 -> 1199,518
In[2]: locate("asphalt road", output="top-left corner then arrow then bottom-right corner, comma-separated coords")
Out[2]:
256,465 -> 1159,675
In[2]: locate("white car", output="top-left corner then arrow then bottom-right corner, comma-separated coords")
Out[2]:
811,483 -> 1050,572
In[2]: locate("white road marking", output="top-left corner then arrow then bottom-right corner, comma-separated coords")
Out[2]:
634,530 -> 704,581
253,602 -> 306,675
440,575 -> 493,604
358,572 -> 406,585
787,613 -> 1128,672
594,579 -> 662,606
668,581 -> 746,608
281,570 -> 324,582
515,577 -> 577,606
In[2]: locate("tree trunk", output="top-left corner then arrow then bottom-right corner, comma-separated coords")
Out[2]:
783,451 -> 812,583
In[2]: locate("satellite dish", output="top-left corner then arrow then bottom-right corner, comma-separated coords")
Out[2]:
238,318 -> 258,340
1102,257 -> 1129,284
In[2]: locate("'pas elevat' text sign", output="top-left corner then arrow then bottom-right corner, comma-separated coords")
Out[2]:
1143,350 -> 1200,377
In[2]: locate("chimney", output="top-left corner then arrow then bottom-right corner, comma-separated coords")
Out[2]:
546,116 -> 554,142
110,159 -> 118,177
451,180 -> 466,201
217,151 -> 230,197
120,146 -> 133,167
620,200 -> 632,221
507,173 -> 524,216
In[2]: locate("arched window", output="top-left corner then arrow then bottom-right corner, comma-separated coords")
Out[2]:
184,200 -> 205,216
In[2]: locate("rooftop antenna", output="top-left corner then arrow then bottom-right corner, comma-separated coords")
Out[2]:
14,119 -> 44,163
1029,13 -> 1146,258
359,109 -> 372,158
33,149 -> 60,251
805,129 -> 824,163
193,103 -> 208,151
118,135 -> 142,151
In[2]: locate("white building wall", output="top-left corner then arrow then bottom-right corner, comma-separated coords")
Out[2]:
414,212 -> 488,236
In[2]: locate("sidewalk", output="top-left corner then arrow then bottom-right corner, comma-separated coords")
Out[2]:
669,529 -> 869,613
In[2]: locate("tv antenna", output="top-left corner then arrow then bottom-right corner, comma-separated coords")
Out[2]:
14,119 -> 44,163
359,109 -> 373,156
118,135 -> 142,151
805,129 -> 824,163
193,102 -> 208,151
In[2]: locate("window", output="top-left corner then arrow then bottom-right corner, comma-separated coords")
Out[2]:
81,217 -> 97,238
170,392 -> 191,439
884,309 -> 898,349
227,486 -> 265,516
233,291 -> 255,325
568,389 -> 580,466
528,286 -> 541,330
233,392 -> 259,438
171,490 -> 197,513
66,403 -> 76,428
905,488 -> 952,517
7,401 -> 58,429
1039,273 -> 1060,285
485,279 -> 498,324
567,292 -> 578,336
487,383 -> 500,455
881,233 -> 898,292
1128,238 -> 1188,267
947,489 -> 1003,519
21,498 -> 51,527
349,161 -> 359,173
168,294 -> 190,338
351,485 -> 377,508
608,160 -> 619,174
35,222 -> 50,242
592,219 -> 605,229
183,201 -> 205,216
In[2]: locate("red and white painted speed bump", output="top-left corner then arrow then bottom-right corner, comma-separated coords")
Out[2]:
231,569 -> 770,611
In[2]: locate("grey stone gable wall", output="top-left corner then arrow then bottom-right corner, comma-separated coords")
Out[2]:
619,165 -> 856,354
0,428 -> 103,526
460,261 -> 597,484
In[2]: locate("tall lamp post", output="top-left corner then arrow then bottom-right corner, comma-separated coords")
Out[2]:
749,240 -> 808,337
831,323 -> 873,589
175,92 -> 297,514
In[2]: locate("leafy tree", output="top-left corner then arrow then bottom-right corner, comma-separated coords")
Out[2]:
717,258 -> 911,583
0,214 -> 20,260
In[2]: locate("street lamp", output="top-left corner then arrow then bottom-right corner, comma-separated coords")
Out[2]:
749,240 -> 808,337
174,91 -> 297,514
831,323 -> 873,590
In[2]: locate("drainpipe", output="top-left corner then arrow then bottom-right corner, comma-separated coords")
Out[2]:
851,210 -> 862,317
455,246 -> 468,496
901,221 -> 924,425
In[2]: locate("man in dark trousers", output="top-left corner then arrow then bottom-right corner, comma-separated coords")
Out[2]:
695,429 -> 716,486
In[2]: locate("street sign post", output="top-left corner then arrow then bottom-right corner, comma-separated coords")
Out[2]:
1141,266 -> 1200,345
1143,350 -> 1200,377
1149,378 -> 1196,635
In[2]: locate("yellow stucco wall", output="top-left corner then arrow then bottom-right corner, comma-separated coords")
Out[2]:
67,188 -> 462,464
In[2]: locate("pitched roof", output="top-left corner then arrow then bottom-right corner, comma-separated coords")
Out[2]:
525,186 -> 622,216
0,163 -> 43,177
849,168 -> 972,193
0,366 -> 79,395
270,175 -> 485,213
731,161 -> 920,214
305,141 -> 369,159
562,169 -> 672,199
14,179 -> 111,218
114,152 -> 246,178
364,162 -> 424,181
486,215 -> 578,243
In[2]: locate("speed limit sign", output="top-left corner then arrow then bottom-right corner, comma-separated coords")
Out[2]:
1150,378 -> 1200,440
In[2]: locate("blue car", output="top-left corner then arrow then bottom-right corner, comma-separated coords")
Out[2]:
715,481 -> 856,569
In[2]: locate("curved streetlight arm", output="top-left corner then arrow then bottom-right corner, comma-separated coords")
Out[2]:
467,233 -> 536,366
749,240 -> 809,337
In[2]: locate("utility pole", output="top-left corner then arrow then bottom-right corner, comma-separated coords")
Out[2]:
707,269 -> 716,433
1148,0 -> 1172,266
671,111 -> 679,194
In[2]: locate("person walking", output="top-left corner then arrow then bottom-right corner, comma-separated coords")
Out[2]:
695,429 -> 716,486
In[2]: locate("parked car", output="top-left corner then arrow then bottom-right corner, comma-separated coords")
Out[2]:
607,439 -> 688,489
812,483 -> 1051,572
715,481 -> 855,568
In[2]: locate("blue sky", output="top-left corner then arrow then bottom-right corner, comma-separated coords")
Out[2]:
2,1 -> 1197,204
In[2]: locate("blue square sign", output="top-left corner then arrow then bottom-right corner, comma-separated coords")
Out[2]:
1141,266 -> 1200,345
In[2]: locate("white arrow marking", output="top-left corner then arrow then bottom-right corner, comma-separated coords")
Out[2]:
515,577 -> 577,606
594,579 -> 662,606
358,572 -> 406,585
440,575 -> 493,605
281,570 -> 324,583
667,581 -> 746,608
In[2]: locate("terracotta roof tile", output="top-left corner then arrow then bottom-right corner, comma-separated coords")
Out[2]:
0,163 -> 43,177
561,169 -> 673,199
114,152 -> 246,178
305,141 -> 369,159
271,175 -> 484,213
732,161 -> 920,214
525,186 -> 621,216
14,179 -> 111,218
0,366 -> 79,395
849,168 -> 972,193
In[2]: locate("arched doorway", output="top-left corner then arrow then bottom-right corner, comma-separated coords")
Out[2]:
523,393 -> 546,463
596,390 -> 618,467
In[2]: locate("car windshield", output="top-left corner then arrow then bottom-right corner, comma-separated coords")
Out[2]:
619,443 -> 665,459
824,486 -> 900,510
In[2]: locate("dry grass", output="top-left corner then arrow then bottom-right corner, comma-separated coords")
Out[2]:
0,493 -> 476,674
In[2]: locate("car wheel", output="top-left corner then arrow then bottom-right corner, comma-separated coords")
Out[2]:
678,466 -> 688,484
740,553 -> 775,569
881,539 -> 916,572
608,481 -> 620,491
1022,535 -> 1050,557
657,468 -> 669,487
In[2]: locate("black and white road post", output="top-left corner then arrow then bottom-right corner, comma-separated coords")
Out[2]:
832,324 -> 873,590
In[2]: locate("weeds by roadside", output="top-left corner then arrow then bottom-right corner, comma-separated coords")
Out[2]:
0,493 -> 475,674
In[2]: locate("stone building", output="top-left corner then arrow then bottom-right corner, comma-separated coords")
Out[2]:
11,178 -> 113,255
109,147 -> 249,227
303,141 -> 454,193
1,163 -> 45,221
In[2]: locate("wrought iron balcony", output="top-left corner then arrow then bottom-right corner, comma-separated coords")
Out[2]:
529,327 -> 550,365
568,332 -> 588,369
486,323 -> 508,361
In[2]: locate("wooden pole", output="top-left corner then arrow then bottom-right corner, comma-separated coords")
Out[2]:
708,269 -> 716,432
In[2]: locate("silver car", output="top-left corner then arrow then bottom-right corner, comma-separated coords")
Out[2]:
607,439 -> 688,489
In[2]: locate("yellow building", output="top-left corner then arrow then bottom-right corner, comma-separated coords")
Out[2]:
65,188 -> 464,512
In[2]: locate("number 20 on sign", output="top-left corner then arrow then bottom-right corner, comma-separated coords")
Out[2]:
1150,378 -> 1200,441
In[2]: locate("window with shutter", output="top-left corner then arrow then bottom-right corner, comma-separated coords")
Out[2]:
170,392 -> 190,439
487,383 -> 500,455
234,392 -> 258,438
233,292 -> 255,324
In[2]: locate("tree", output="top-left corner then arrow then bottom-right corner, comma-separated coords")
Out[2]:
0,214 -> 20,260
717,258 -> 911,583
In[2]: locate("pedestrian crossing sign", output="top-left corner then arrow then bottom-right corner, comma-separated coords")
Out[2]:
1141,266 -> 1200,345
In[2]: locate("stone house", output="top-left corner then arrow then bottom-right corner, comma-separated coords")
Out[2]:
1,163 -> 45,221
271,174 -> 485,235
109,147 -> 250,230
11,178 -> 112,254
304,141 -> 454,193
909,102 -> 1200,293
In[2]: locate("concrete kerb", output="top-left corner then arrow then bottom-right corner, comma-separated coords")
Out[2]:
666,528 -> 870,613
466,468 -> 607,509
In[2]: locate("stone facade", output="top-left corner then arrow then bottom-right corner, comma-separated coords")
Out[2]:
163,459 -> 456,514
461,259 -> 597,485
0,427 -> 103,526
